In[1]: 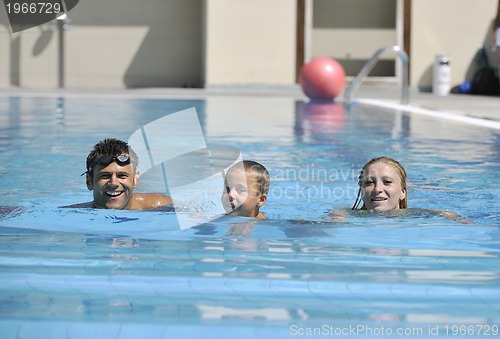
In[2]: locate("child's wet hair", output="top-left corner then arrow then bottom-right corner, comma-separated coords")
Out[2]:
227,160 -> 270,196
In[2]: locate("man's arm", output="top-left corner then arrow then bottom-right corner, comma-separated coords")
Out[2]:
60,202 -> 94,208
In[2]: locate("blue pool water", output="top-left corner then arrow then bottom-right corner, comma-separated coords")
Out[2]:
0,95 -> 499,338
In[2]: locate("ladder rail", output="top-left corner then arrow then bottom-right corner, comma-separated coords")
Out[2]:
343,46 -> 409,105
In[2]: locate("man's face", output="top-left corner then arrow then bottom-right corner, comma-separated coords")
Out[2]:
86,155 -> 139,210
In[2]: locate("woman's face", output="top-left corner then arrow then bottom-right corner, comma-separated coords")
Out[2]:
361,162 -> 406,211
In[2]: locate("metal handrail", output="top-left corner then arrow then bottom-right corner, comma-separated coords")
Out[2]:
343,46 -> 409,105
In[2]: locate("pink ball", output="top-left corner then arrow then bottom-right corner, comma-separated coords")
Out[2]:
299,57 -> 346,100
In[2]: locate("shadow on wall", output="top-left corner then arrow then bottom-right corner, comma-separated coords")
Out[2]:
123,25 -> 203,88
121,0 -> 203,88
417,65 -> 432,93
0,10 -> 19,85
1,1 -> 69,87
9,36 -> 20,86
6,23 -> 58,86
418,20 -> 499,93
32,28 -> 54,56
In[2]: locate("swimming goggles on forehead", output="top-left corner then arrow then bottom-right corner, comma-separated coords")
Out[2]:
82,155 -> 131,176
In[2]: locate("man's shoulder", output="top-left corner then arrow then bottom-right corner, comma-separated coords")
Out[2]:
59,195 -> 173,210
132,193 -> 173,209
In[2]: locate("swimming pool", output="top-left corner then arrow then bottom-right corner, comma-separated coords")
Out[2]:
0,94 -> 499,338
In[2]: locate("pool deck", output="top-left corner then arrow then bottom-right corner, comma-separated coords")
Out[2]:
1,84 -> 500,125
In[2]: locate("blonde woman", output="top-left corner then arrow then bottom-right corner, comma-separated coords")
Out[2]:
352,156 -> 407,211
348,156 -> 472,223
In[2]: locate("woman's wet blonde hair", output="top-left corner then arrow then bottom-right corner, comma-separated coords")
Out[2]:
352,156 -> 408,210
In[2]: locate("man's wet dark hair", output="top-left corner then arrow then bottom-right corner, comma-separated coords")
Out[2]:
86,138 -> 139,176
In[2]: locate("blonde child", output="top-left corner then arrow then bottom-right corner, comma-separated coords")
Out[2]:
221,160 -> 270,218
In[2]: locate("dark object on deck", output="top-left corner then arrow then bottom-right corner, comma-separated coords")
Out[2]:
471,67 -> 500,96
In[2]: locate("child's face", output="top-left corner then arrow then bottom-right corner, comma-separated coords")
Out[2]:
221,169 -> 265,217
361,162 -> 406,211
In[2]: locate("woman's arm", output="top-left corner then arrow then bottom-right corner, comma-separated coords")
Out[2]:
430,209 -> 476,224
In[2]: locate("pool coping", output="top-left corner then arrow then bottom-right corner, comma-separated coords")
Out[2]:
1,85 -> 499,126
356,98 -> 500,130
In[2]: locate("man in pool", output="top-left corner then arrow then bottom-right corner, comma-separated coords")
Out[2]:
64,138 -> 173,210
221,160 -> 270,219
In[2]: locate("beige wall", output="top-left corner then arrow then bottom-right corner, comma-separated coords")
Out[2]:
411,0 -> 498,89
1,1 -> 498,90
203,0 -> 297,86
311,0 -> 398,77
0,0 -> 203,89
0,14 -> 60,87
